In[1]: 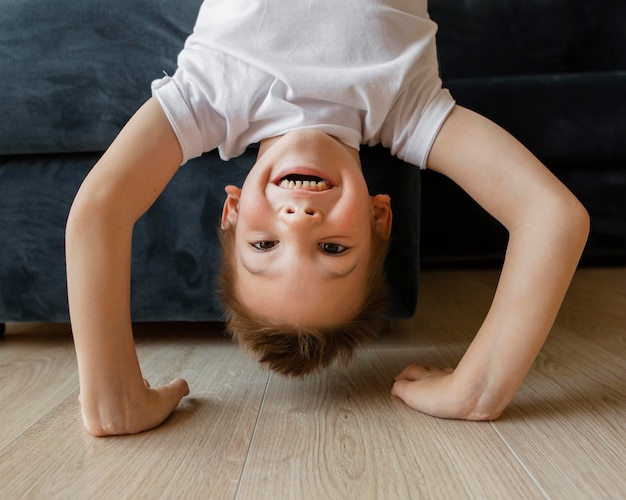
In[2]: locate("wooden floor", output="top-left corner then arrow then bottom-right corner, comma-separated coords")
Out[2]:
1,268 -> 624,499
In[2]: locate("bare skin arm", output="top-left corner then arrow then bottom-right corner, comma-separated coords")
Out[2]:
66,98 -> 189,436
392,106 -> 590,420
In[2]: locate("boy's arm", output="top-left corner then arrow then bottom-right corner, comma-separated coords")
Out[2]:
66,98 -> 189,436
392,106 -> 589,420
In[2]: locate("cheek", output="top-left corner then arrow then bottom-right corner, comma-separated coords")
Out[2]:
335,197 -> 373,233
238,196 -> 271,224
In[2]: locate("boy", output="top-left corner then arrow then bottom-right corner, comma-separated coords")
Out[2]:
66,0 -> 589,436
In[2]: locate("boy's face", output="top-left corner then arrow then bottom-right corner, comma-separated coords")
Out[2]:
222,130 -> 392,328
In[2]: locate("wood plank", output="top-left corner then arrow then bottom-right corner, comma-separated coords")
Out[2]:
404,270 -> 496,365
236,349 -> 543,499
380,268 -> 626,497
411,269 -> 626,497
556,267 -> 626,357
0,336 -> 269,499
0,329 -> 78,450
492,323 -> 626,498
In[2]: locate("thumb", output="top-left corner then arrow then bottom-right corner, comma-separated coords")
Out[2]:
158,378 -> 190,404
391,378 -> 410,400
169,378 -> 190,398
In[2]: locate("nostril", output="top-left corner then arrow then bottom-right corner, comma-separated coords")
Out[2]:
282,207 -> 317,217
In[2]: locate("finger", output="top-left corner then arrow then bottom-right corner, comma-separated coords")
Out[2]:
394,364 -> 430,382
143,378 -> 151,388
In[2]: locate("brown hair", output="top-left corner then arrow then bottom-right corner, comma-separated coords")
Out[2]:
218,224 -> 390,377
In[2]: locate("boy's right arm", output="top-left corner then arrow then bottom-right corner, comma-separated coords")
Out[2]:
66,98 -> 189,436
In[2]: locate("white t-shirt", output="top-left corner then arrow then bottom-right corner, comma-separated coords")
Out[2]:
152,0 -> 455,168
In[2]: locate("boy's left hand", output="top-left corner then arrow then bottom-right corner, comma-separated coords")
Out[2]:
392,365 -> 482,420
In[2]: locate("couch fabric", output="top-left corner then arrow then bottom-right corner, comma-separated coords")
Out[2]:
1,0 -> 624,325
425,0 -> 626,263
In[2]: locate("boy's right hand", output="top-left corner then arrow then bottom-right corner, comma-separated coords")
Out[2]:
79,377 -> 190,437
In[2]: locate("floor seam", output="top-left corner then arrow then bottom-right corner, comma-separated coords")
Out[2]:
233,372 -> 271,500
490,421 -> 552,500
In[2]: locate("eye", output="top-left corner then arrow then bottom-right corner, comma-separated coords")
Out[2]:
319,242 -> 349,255
251,241 -> 278,251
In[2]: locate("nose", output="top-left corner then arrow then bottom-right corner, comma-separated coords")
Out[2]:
279,205 -> 322,225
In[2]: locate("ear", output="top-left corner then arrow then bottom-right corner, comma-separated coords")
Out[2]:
371,194 -> 392,239
221,185 -> 242,229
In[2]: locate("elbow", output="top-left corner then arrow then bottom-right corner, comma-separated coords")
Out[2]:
574,201 -> 591,248
65,189 -> 100,249
65,180 -> 133,248
66,194 -> 86,250
558,194 -> 590,258
66,194 -> 87,241
526,188 -> 590,262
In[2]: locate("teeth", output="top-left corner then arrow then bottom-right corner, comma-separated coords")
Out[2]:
279,179 -> 331,191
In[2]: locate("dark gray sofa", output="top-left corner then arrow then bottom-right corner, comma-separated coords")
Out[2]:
0,0 -> 421,328
1,0 -> 624,331
425,0 -> 626,264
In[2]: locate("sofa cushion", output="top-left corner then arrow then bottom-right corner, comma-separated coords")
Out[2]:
0,0 -> 202,155
446,72 -> 626,169
429,0 -> 626,172
430,0 -> 626,79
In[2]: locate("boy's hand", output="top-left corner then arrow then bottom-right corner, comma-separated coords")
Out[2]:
391,365 -> 481,420
79,378 -> 190,437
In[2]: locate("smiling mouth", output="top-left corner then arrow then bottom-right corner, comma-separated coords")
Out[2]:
278,174 -> 332,192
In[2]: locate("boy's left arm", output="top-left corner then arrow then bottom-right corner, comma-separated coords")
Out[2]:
392,105 -> 590,420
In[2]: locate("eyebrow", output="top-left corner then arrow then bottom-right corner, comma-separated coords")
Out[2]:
241,259 -> 358,279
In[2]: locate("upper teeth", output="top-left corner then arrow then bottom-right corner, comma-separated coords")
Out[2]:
279,179 -> 331,191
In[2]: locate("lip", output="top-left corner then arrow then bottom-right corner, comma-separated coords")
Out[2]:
271,166 -> 337,187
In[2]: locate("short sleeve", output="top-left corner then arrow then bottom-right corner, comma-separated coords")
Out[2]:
381,87 -> 455,169
151,72 -> 226,165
